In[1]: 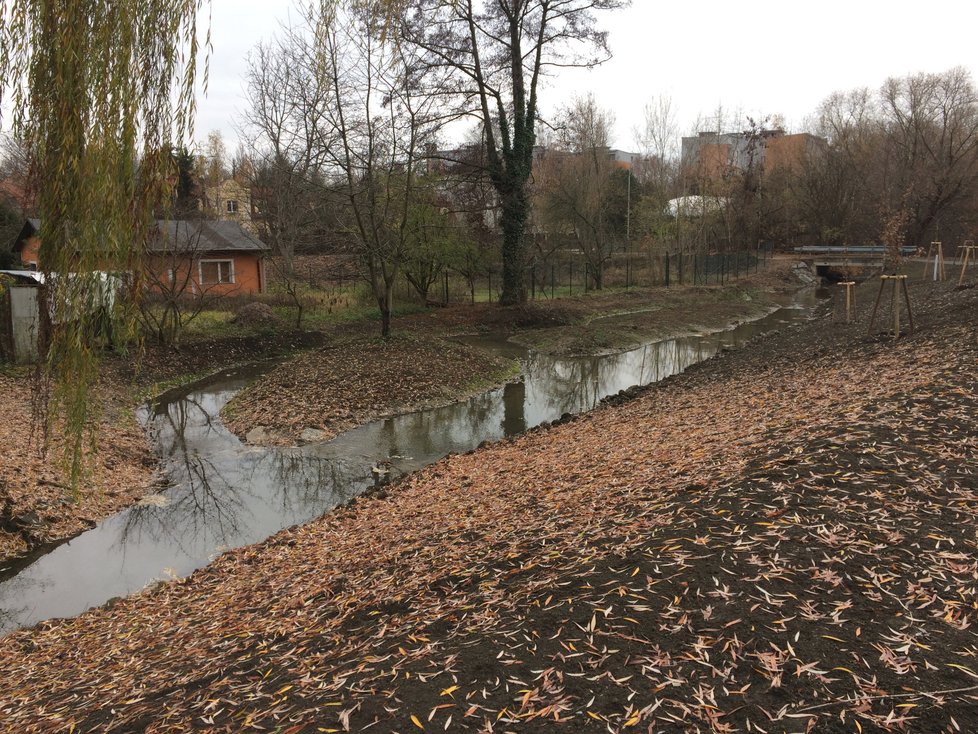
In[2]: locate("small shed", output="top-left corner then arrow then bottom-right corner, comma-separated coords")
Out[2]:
148,220 -> 269,296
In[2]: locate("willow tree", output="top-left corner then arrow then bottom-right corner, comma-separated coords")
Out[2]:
402,0 -> 629,305
0,0 -> 207,489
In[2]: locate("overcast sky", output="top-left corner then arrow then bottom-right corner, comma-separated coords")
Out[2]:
198,0 -> 978,153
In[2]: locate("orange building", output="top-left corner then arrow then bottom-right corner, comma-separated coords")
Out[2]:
763,133 -> 826,175
682,129 -> 826,184
13,219 -> 269,296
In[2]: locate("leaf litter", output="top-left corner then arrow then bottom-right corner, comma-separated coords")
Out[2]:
0,278 -> 976,733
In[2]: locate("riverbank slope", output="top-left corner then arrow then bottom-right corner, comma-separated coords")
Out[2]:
1,273 -> 975,732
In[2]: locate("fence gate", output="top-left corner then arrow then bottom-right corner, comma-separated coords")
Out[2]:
6,285 -> 42,364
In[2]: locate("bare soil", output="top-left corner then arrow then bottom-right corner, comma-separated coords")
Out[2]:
1,274 -> 975,733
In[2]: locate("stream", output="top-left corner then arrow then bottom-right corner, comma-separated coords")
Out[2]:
0,291 -> 825,633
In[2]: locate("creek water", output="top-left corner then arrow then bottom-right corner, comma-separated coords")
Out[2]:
0,292 -> 824,633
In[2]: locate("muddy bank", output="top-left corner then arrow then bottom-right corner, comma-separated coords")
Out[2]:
0,330 -> 327,567
510,284 -> 777,355
222,334 -> 520,446
0,376 -> 156,565
224,261 -> 818,444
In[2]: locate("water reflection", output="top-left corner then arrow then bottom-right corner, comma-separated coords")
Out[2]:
0,295 -> 820,632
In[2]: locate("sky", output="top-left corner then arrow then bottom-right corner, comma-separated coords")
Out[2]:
198,0 -> 978,154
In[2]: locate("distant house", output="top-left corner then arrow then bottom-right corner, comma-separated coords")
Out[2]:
12,218 -> 269,296
148,220 -> 269,296
201,177 -> 257,233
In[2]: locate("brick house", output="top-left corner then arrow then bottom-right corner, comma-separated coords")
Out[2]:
12,218 -> 269,296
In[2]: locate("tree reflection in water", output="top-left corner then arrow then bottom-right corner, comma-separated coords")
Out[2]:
124,394 -> 366,556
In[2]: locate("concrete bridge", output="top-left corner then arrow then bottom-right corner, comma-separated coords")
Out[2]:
793,246 -> 917,274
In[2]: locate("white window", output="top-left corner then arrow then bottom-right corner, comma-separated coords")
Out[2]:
199,259 -> 235,285
226,200 -> 238,213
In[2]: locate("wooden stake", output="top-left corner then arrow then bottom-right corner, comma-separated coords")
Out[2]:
868,278 -> 886,335
901,276 -> 915,331
869,275 -> 912,338
837,281 -> 856,323
958,242 -> 976,287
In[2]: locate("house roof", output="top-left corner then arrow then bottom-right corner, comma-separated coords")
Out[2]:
11,219 -> 269,255
10,219 -> 40,253
0,270 -> 45,284
152,220 -> 268,254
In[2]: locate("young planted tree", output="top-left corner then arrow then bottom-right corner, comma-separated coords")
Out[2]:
0,0 -> 205,488
402,0 -> 629,305
318,2 -> 444,336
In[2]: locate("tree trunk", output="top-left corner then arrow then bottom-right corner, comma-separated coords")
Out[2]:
500,185 -> 529,305
379,283 -> 394,338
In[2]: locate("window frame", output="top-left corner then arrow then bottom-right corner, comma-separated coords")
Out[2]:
226,199 -> 238,214
198,258 -> 235,286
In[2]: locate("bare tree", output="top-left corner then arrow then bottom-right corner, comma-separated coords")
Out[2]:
318,3 -> 444,336
536,94 -> 622,289
137,222 -> 226,346
634,94 -> 679,192
804,69 -> 978,248
241,28 -> 336,274
402,0 -> 629,305
880,67 -> 978,246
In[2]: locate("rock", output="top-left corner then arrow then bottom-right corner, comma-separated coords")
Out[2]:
246,426 -> 272,444
791,262 -> 819,285
13,511 -> 43,529
299,428 -> 328,443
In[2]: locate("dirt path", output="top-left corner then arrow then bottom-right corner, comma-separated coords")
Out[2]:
1,276 -> 974,733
